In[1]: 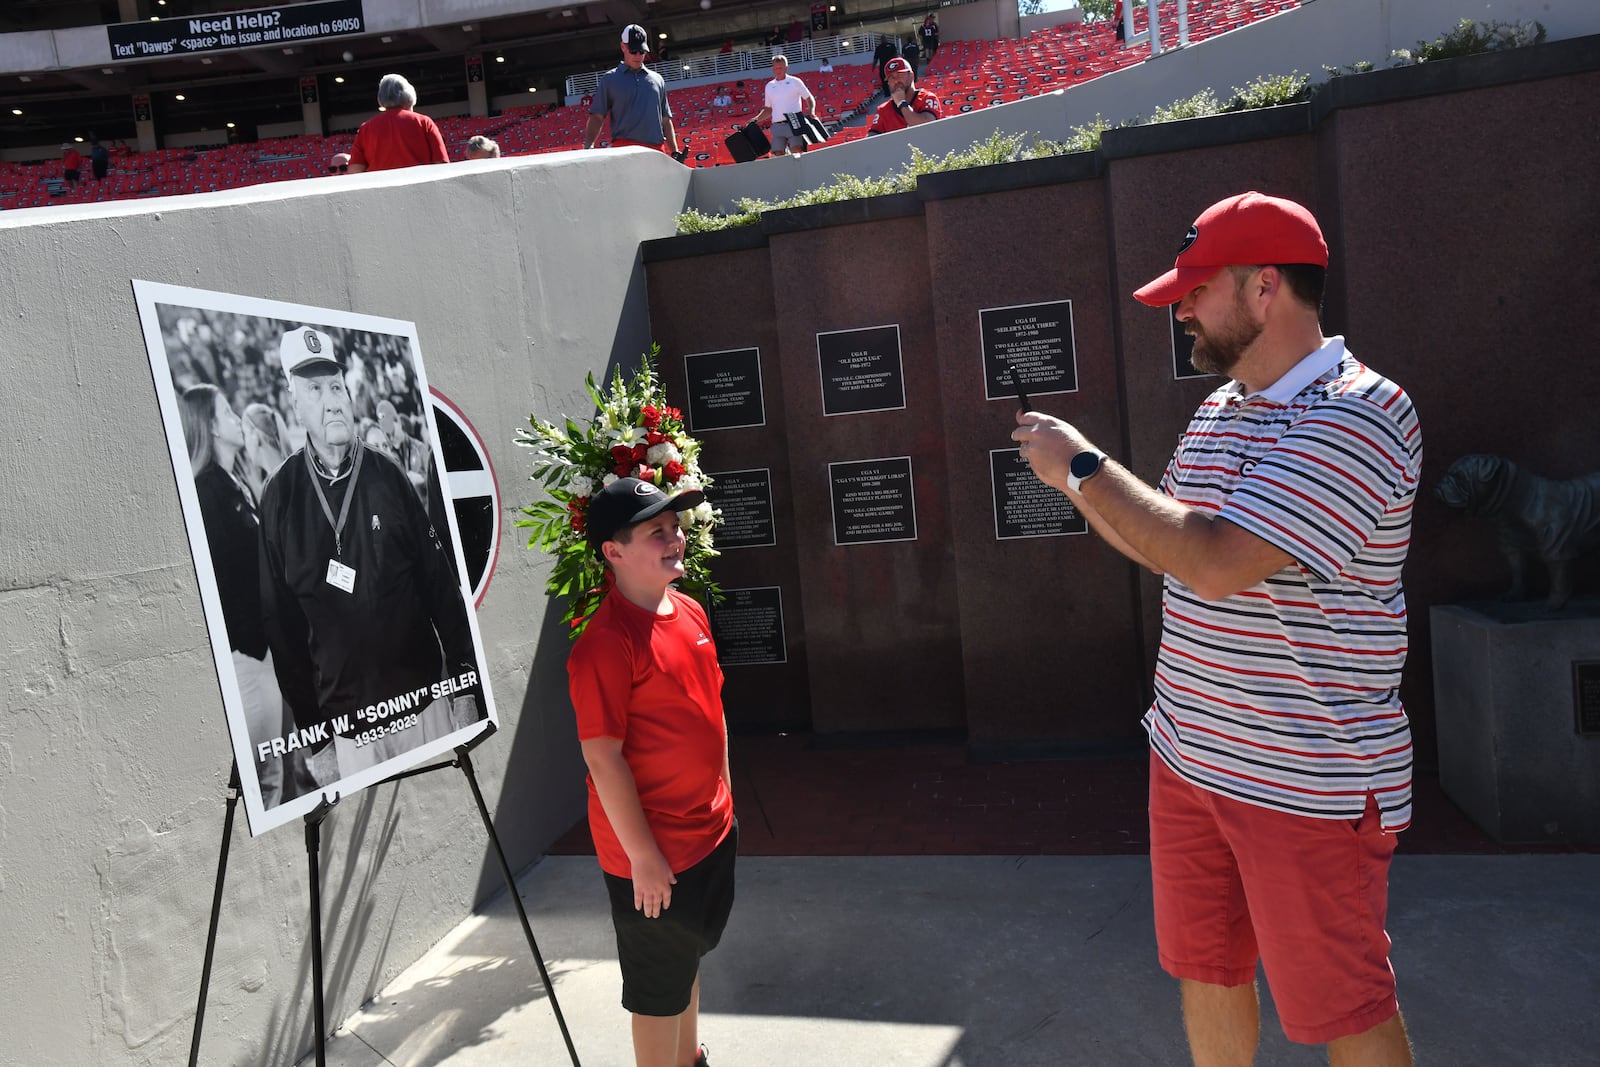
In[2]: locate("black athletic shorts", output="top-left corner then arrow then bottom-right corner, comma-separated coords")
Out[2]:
603,818 -> 738,1017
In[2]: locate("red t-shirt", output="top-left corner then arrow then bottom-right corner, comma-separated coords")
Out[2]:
349,108 -> 449,172
568,588 -> 733,878
872,89 -> 940,133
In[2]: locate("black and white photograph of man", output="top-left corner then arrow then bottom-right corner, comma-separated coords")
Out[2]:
134,282 -> 496,835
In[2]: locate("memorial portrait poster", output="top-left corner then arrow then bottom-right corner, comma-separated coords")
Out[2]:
133,281 -> 498,835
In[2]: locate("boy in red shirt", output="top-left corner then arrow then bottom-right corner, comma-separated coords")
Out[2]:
568,477 -> 736,1067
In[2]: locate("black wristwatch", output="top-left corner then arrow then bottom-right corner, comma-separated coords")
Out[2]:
897,100 -> 911,111
1067,449 -> 1106,494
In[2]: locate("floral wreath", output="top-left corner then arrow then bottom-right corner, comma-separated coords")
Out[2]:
516,346 -> 721,636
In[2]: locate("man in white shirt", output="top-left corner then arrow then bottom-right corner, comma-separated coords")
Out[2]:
712,87 -> 732,108
750,54 -> 816,155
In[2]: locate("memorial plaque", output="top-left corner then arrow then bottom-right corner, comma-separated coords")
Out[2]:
705,468 -> 775,550
1171,304 -> 1206,380
991,449 -> 1086,539
830,456 -> 916,545
685,347 -> 765,432
1574,661 -> 1600,735
817,325 -> 905,416
979,300 -> 1077,401
710,586 -> 787,665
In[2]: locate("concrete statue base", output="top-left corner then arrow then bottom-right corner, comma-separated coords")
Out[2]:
1431,599 -> 1600,844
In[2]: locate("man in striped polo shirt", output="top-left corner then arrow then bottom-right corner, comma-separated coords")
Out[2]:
1013,191 -> 1421,1066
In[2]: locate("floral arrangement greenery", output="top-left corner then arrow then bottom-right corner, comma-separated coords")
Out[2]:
515,346 -> 721,636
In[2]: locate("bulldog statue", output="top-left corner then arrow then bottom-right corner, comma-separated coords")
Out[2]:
1434,453 -> 1600,610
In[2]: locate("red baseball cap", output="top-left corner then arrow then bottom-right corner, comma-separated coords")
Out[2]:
884,57 -> 913,75
1133,191 -> 1328,307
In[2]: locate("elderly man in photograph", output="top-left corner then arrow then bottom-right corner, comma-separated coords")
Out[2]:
258,326 -> 481,788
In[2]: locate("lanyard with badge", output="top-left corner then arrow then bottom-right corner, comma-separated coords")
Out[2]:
306,441 -> 365,594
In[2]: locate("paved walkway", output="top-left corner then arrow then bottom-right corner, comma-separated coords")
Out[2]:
309,852 -> 1600,1066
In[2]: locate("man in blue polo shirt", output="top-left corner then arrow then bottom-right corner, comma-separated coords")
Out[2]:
585,24 -> 684,161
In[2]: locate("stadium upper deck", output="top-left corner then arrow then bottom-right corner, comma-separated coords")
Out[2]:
0,0 -> 1301,209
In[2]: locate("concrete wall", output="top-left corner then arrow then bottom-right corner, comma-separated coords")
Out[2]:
687,0 -> 1600,214
0,147 -> 688,1066
1021,7 -> 1086,38
936,0 -> 1022,44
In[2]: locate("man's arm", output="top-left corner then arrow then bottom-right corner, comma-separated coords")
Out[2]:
1065,485 -> 1163,574
581,736 -> 676,917
661,115 -> 680,155
583,113 -> 604,149
752,107 -> 772,126
1013,410 -> 1292,600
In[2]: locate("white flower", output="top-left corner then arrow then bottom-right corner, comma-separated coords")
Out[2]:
690,502 -> 715,526
569,475 -> 595,497
646,442 -> 682,467
675,476 -> 702,493
610,424 -> 648,449
602,473 -> 619,487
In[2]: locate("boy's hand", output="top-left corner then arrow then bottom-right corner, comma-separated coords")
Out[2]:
631,850 -> 677,918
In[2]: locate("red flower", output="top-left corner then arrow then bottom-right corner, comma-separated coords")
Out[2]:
637,464 -> 655,484
646,430 -> 667,446
632,443 -> 648,463
664,460 -> 686,482
610,444 -> 634,466
641,404 -> 662,430
665,406 -> 682,422
614,460 -> 634,477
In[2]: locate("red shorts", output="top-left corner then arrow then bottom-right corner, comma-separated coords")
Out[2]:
1148,751 -> 1401,1044
610,137 -> 667,151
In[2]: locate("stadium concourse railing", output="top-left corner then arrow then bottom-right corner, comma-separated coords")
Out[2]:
564,31 -> 896,100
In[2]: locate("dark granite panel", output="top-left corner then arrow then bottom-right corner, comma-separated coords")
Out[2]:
1327,71 -> 1600,765
767,215 -> 966,733
646,246 -> 812,731
1101,102 -> 1310,160
1106,134 -> 1319,688
924,176 -> 1148,745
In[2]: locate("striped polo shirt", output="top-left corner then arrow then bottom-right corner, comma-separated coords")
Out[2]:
1144,336 -> 1423,831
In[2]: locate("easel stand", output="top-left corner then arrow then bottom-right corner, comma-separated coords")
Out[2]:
189,723 -> 581,1066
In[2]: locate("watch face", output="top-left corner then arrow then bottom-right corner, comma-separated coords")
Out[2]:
1070,451 -> 1101,479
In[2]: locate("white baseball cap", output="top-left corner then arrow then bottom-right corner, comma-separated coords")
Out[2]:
278,326 -> 342,379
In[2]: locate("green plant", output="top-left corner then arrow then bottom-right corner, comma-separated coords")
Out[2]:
1391,18 -> 1546,65
1223,71 -> 1311,113
1149,88 -> 1221,124
1321,60 -> 1376,80
1061,113 -> 1113,154
515,347 -> 721,636
673,131 -> 1072,234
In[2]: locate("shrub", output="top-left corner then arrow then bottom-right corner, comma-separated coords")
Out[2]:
1391,18 -> 1546,66
1223,72 -> 1311,113
1148,88 -> 1221,124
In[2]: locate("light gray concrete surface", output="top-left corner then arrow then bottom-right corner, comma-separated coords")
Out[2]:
0,147 -> 688,1067
313,854 -> 1600,1066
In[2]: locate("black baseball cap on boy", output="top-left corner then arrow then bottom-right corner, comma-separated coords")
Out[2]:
587,477 -> 705,551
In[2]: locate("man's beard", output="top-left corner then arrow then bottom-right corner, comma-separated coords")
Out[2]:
1187,295 -> 1261,377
